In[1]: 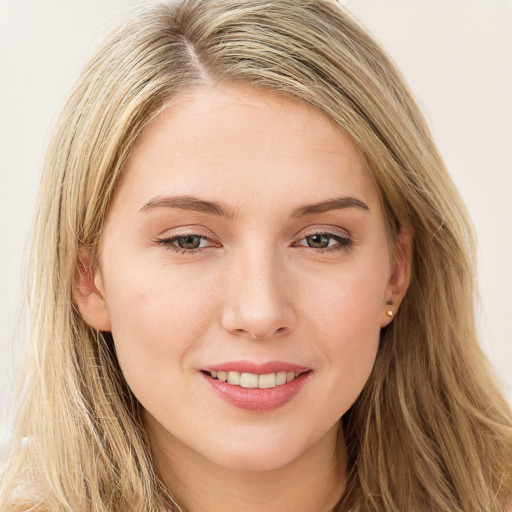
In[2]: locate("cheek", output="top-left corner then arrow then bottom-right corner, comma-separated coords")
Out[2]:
101,257 -> 219,392
300,259 -> 387,414
303,256 -> 387,339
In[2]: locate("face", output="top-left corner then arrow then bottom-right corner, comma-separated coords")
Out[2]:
78,84 -> 409,473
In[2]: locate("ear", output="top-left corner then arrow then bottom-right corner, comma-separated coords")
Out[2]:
74,248 -> 111,331
380,228 -> 412,327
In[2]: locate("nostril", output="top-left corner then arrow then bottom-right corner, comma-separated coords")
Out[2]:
221,299 -> 296,340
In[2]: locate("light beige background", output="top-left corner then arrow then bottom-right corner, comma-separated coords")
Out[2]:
1,0 -> 511,444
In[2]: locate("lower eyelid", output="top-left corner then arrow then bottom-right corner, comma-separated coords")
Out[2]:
155,232 -> 352,252
294,233 -> 353,251
155,232 -> 226,255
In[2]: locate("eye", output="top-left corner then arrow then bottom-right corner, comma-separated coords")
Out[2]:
156,233 -> 217,253
303,234 -> 333,249
295,232 -> 352,252
173,235 -> 207,250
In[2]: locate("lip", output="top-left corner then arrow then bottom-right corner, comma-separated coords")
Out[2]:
201,360 -> 312,412
203,360 -> 310,375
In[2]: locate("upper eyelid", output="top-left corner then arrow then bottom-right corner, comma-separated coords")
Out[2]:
157,230 -> 350,240
157,225 -> 216,239
155,224 -> 352,242
293,225 -> 351,241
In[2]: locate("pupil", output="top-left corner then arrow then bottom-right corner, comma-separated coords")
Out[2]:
178,235 -> 201,249
307,234 -> 329,248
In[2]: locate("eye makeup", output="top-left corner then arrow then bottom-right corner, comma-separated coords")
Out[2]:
155,228 -> 353,256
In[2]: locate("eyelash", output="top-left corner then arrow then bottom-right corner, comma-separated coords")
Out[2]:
155,231 -> 353,255
155,233 -> 217,255
294,232 -> 353,253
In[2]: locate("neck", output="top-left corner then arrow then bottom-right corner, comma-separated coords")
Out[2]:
146,420 -> 347,512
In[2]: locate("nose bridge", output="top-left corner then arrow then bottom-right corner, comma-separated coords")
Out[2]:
222,240 -> 295,339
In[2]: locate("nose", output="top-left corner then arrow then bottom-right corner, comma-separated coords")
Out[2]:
221,246 -> 297,340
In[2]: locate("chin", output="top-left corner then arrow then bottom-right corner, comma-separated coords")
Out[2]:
200,429 -> 316,472
210,449 -> 301,473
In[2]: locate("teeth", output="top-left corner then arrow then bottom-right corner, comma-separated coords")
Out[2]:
240,372 -> 259,388
227,371 -> 240,385
208,370 -> 304,388
258,373 -> 276,389
276,371 -> 287,385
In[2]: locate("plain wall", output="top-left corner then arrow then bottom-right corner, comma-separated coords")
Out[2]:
1,0 -> 511,442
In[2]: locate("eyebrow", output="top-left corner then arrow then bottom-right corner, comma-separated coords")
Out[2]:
139,194 -> 369,218
290,196 -> 369,217
139,195 -> 236,218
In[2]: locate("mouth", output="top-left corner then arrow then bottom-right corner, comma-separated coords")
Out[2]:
202,369 -> 308,389
200,362 -> 312,412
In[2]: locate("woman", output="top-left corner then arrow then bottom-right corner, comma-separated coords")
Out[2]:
1,0 -> 511,510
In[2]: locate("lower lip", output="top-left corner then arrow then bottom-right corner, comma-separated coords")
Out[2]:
202,371 -> 311,412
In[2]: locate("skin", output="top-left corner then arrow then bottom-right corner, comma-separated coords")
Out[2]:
77,84 -> 410,512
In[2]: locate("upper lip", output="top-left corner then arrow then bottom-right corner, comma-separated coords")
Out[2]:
202,360 -> 311,375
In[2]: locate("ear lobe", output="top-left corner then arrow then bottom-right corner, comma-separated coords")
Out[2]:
381,228 -> 412,327
74,249 -> 111,331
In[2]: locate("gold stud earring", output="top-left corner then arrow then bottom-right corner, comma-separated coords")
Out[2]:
386,310 -> 394,317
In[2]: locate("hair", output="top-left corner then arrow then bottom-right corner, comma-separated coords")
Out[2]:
1,0 -> 511,510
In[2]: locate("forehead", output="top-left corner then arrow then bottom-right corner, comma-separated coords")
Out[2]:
114,83 -> 380,216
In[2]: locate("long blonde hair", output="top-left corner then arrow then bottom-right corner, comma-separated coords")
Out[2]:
1,1 -> 511,510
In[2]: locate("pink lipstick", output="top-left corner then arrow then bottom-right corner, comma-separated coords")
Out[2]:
201,360 -> 312,412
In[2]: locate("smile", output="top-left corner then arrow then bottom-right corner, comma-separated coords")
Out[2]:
207,370 -> 302,389
201,362 -> 312,412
